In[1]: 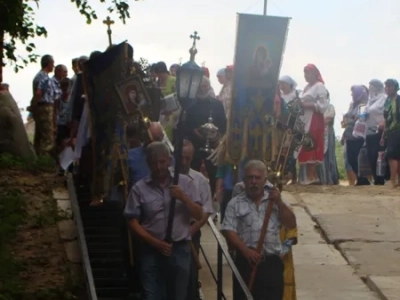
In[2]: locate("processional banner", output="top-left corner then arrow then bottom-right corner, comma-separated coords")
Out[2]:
83,43 -> 135,200
226,14 -> 290,165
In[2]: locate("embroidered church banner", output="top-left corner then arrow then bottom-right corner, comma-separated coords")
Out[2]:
226,14 -> 290,165
83,43 -> 133,200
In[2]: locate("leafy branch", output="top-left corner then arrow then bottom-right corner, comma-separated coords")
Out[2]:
1,0 -> 135,74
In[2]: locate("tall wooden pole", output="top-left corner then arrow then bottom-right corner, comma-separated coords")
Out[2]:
263,0 -> 267,15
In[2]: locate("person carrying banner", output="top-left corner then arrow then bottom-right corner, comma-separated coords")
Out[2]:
221,160 -> 296,300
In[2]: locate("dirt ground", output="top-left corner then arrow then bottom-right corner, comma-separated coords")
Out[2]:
285,181 -> 400,197
0,169 -> 76,299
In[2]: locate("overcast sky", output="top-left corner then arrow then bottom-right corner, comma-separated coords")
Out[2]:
3,0 -> 400,134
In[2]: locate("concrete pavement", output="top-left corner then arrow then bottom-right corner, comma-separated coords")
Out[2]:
198,190 -> 388,299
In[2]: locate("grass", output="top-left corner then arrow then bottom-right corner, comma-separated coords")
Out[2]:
0,189 -> 26,299
335,137 -> 346,180
0,153 -> 55,173
0,154 -> 80,300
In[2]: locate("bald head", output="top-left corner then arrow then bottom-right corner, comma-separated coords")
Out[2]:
149,122 -> 164,142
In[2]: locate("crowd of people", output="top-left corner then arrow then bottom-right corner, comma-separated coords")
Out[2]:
24,50 -> 400,300
277,68 -> 400,189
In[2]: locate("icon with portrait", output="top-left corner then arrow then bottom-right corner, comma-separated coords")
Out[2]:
115,76 -> 150,115
247,45 -> 272,81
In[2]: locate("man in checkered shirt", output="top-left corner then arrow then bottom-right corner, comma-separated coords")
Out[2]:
30,55 -> 64,157
221,160 -> 296,300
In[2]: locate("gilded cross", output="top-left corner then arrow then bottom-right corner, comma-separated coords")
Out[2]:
190,31 -> 200,47
189,31 -> 200,62
103,16 -> 115,47
232,122 -> 241,136
250,124 -> 263,151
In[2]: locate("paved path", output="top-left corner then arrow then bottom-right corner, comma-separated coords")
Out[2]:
198,190 -> 390,299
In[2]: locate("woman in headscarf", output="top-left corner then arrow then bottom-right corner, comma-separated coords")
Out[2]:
381,79 -> 400,188
279,75 -> 300,104
297,64 -> 329,185
202,67 -> 210,78
343,85 -> 370,185
169,63 -> 180,77
365,79 -> 387,185
278,75 -> 301,184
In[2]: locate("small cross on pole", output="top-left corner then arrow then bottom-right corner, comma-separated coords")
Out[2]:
103,16 -> 115,47
190,31 -> 200,48
189,31 -> 200,62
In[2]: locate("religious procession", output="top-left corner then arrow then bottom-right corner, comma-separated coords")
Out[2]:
3,9 -> 400,300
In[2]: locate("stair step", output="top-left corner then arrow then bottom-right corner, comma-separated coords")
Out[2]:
85,234 -> 121,244
96,287 -> 129,298
84,226 -> 121,235
87,242 -> 121,251
91,257 -> 124,269
92,268 -> 127,278
89,249 -> 121,259
95,278 -> 129,288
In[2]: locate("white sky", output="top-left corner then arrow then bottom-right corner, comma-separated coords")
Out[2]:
3,0 -> 400,134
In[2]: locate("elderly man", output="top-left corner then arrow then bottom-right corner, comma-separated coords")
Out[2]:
127,122 -> 172,188
221,160 -> 296,300
124,141 -> 203,300
180,140 -> 213,300
30,54 -> 60,156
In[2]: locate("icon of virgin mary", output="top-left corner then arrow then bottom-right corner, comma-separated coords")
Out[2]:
247,45 -> 272,81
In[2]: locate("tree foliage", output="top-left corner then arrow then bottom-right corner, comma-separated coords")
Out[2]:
0,0 -> 134,73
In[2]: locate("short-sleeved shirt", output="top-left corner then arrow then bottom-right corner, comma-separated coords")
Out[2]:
35,74 -> 62,104
187,169 -> 213,214
124,173 -> 201,241
32,70 -> 48,95
221,186 -> 283,256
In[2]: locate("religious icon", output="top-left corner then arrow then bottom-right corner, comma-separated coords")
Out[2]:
115,76 -> 150,115
247,45 -> 272,81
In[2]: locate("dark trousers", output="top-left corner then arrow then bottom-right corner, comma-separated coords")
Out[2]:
139,241 -> 191,300
191,151 -> 217,195
365,133 -> 385,185
346,138 -> 370,185
186,230 -> 201,300
220,189 -> 233,223
288,157 -> 297,181
233,253 -> 284,300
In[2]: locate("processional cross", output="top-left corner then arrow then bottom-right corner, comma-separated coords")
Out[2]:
103,16 -> 115,46
189,31 -> 200,61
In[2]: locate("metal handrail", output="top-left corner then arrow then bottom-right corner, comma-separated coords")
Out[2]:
67,174 -> 98,300
205,215 -> 254,300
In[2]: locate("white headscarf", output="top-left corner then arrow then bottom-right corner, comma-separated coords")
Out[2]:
368,79 -> 385,104
217,68 -> 225,77
197,76 -> 216,99
279,75 -> 297,89
366,79 -> 386,132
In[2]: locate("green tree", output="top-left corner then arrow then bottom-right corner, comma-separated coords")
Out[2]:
0,0 -> 136,82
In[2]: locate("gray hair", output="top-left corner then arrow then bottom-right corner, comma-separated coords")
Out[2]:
145,141 -> 170,160
243,160 -> 267,176
40,54 -> 54,69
